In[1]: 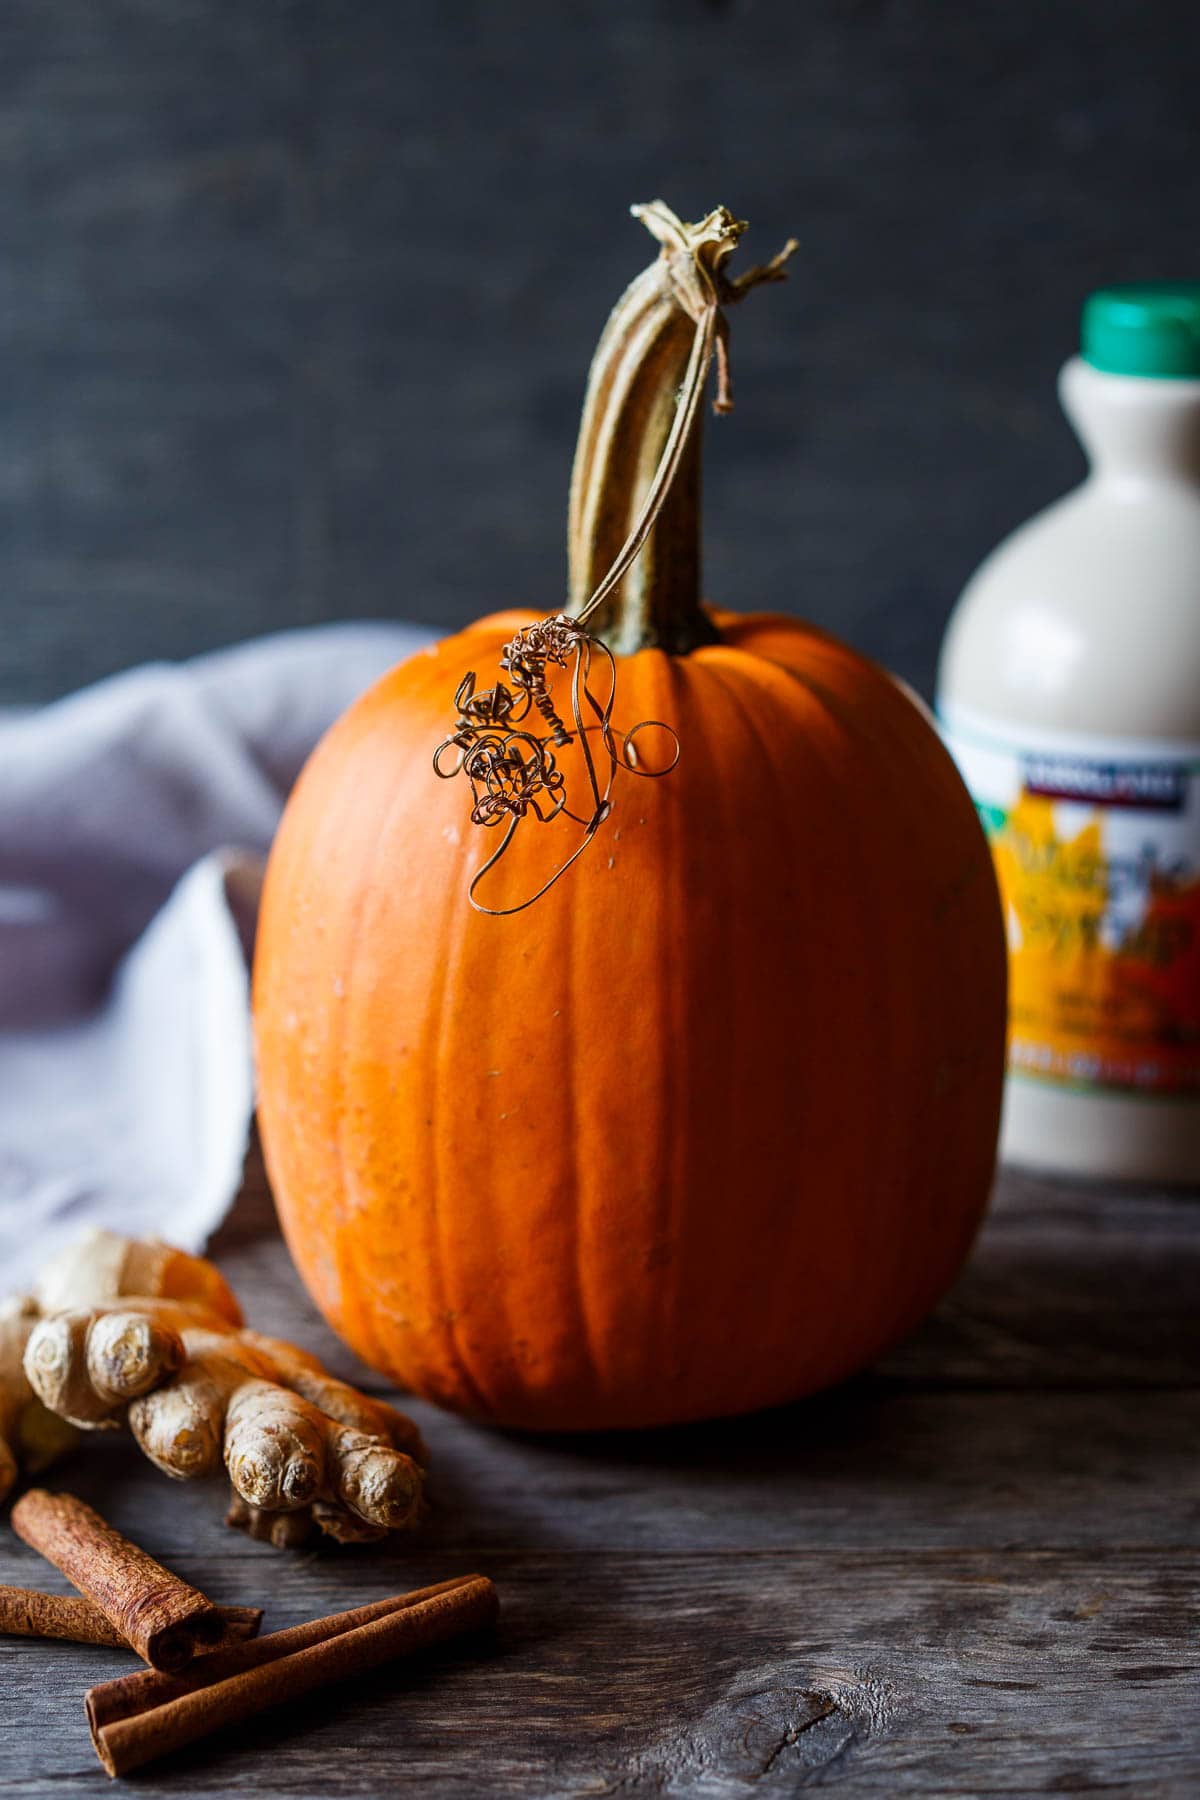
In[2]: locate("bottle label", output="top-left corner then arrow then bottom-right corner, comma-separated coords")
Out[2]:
939,704 -> 1200,1097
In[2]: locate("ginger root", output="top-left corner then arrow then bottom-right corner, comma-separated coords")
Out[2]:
12,1229 -> 428,1546
2,1230 -> 241,1500
0,1297 -> 79,1504
31,1232 -> 243,1325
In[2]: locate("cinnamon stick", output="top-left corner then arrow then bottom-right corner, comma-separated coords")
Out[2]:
10,1489 -> 241,1672
0,1586 -> 262,1651
86,1573 -> 499,1778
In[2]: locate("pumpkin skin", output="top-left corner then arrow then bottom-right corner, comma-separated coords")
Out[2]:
253,604 -> 1006,1430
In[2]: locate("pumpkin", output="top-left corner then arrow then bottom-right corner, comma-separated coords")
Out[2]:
253,204 -> 1006,1430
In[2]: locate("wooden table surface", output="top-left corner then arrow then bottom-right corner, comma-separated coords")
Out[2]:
1,1159 -> 1196,1797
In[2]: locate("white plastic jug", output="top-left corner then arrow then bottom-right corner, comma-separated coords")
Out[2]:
939,285 -> 1200,1183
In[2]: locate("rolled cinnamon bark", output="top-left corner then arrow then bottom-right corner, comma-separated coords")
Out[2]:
86,1573 -> 499,1778
0,1586 -> 262,1651
10,1490 -> 237,1671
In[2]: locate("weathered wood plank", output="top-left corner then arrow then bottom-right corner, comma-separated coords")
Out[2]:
412,1387 -> 1200,1554
2,1161 -> 1196,1795
4,1380 -> 1195,1569
0,1543 -> 1194,1795
881,1168 -> 1200,1393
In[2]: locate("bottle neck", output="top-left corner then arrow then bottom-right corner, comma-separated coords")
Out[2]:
1060,356 -> 1200,490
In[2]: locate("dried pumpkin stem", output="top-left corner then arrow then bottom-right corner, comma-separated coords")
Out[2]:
567,202 -> 797,656
434,202 -> 795,913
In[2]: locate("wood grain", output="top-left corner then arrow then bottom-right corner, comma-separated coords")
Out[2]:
0,1162 -> 1196,1795
0,1544 -> 1194,1795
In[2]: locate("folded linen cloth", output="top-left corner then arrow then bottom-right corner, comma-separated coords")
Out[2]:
0,622 -> 434,1288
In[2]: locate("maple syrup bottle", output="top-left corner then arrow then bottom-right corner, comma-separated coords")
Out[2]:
939,286 -> 1200,1182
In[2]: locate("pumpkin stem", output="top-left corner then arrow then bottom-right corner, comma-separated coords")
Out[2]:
566,202 -> 798,657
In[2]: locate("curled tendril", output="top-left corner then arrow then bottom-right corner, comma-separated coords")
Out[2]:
433,614 -> 679,915
432,200 -> 794,916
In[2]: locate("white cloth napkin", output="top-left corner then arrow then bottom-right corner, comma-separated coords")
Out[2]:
0,622 -> 434,1289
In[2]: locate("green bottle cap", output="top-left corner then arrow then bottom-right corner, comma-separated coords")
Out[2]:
1081,283 -> 1200,379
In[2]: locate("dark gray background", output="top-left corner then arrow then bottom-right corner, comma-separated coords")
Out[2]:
2,0 -> 1197,705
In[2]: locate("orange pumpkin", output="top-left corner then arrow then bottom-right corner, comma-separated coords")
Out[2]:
254,206 -> 1006,1430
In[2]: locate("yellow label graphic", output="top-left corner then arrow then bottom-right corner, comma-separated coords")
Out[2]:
941,711 -> 1200,1097
994,793 -> 1200,1093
